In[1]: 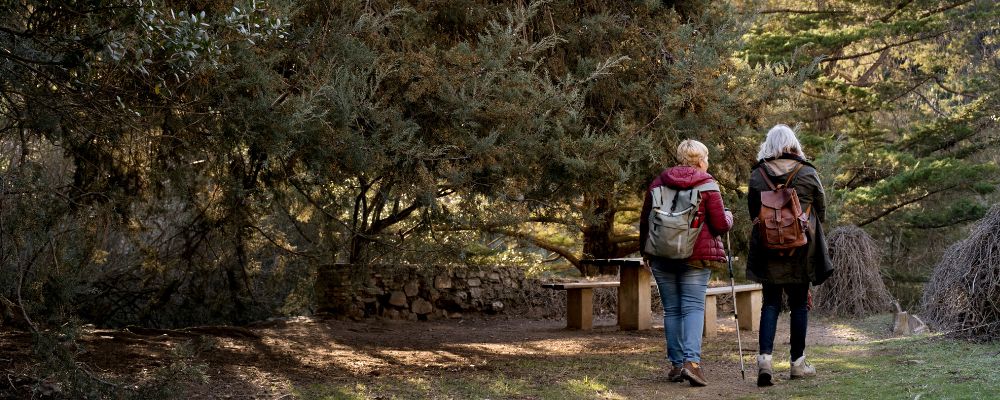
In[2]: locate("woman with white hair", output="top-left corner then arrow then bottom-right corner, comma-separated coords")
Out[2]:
640,139 -> 733,387
746,124 -> 833,387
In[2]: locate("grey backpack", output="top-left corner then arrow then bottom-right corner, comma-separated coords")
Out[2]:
644,182 -> 720,259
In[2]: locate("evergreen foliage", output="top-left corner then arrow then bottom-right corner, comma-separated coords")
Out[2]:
275,0 -> 810,273
744,0 -> 1000,281
2,0 -> 803,327
2,0 -> 997,332
1,0 -> 309,327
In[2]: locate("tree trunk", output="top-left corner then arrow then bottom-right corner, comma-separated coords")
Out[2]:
348,234 -> 368,264
580,196 -> 621,276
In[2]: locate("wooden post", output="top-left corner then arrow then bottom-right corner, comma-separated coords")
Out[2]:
618,266 -> 651,330
703,294 -> 718,337
735,290 -> 762,331
567,288 -> 593,330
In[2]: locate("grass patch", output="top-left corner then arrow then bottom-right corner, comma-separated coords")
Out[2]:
752,334 -> 1000,399
741,314 -> 1000,399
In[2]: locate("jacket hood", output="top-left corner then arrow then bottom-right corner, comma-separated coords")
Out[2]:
753,153 -> 816,174
651,165 -> 714,190
764,159 -> 800,174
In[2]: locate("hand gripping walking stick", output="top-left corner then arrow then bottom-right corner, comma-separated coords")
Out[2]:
726,231 -> 747,380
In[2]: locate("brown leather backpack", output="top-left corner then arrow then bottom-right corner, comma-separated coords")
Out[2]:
755,163 -> 811,250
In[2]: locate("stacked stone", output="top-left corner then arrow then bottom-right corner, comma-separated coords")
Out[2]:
316,264 -> 546,321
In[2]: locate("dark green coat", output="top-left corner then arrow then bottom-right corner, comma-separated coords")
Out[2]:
746,155 -> 834,285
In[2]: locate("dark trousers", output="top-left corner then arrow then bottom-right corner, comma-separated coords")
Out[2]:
758,283 -> 809,361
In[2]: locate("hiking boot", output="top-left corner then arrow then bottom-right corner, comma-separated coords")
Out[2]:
681,361 -> 708,387
667,365 -> 684,382
790,355 -> 816,379
757,354 -> 774,387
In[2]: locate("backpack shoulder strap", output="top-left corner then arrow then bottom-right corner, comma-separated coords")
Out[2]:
650,186 -> 663,209
758,167 -> 777,191
783,163 -> 805,187
693,181 -> 720,193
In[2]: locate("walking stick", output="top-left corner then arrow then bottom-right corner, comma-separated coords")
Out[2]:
726,231 -> 747,380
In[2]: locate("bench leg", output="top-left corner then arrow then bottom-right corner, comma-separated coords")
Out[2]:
736,290 -> 762,331
618,266 -> 651,330
567,288 -> 593,330
703,294 -> 718,338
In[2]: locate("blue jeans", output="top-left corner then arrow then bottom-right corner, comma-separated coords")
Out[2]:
758,283 -> 810,361
650,258 -> 711,366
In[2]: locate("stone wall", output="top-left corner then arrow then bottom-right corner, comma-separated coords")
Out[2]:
315,264 -> 676,321
315,264 -> 565,320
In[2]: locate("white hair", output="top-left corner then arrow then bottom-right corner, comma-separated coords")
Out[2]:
756,124 -> 805,161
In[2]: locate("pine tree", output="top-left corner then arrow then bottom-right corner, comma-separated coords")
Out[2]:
291,1 -> 809,274
744,0 -> 1000,284
1,0 -> 309,325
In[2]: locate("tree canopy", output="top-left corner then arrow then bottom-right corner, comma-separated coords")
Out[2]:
743,0 -> 1000,280
1,0 -> 997,328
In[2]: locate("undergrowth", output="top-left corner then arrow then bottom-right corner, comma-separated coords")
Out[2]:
3,323 -> 209,399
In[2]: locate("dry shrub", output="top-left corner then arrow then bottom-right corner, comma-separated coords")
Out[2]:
812,226 -> 894,316
922,205 -> 1000,340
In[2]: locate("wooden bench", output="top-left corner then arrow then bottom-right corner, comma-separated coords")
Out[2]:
703,284 -> 763,337
542,281 -> 763,335
541,281 -> 621,330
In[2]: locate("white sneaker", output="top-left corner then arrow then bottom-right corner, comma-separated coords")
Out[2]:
757,354 -> 773,387
790,355 -> 816,379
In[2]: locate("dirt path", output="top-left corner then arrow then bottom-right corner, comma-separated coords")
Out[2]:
0,314 -> 886,399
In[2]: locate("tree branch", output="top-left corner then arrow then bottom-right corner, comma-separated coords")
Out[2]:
908,213 -> 982,229
820,31 -> 952,63
758,9 -> 850,15
857,185 -> 957,227
246,224 -> 312,257
854,48 -> 891,86
284,177 -> 354,233
879,0 -> 916,22
915,91 -> 947,117
933,77 -> 978,98
0,47 -> 64,66
614,241 -> 640,257
526,216 -> 574,224
804,77 -> 932,122
801,89 -> 843,102
489,228 -> 580,266
366,199 -> 422,235
919,0 -> 974,18
609,235 -> 639,245
366,190 -> 455,235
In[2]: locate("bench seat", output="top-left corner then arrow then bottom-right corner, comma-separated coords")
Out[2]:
541,281 -> 621,329
703,284 -> 762,337
542,281 -> 763,335
541,282 -> 622,290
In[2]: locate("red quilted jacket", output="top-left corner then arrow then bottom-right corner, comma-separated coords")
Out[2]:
639,166 -> 734,265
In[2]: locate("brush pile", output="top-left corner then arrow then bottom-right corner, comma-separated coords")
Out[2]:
922,205 -> 1000,340
812,225 -> 894,317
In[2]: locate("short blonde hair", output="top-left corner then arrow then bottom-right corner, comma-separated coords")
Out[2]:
676,139 -> 709,167
757,124 -> 805,161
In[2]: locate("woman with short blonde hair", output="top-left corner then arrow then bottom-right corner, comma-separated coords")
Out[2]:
640,138 -> 733,387
677,139 -> 709,168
